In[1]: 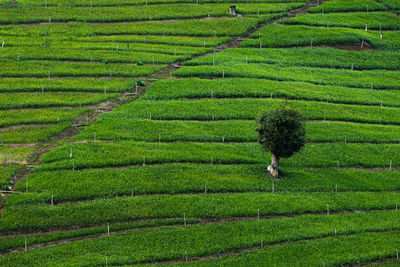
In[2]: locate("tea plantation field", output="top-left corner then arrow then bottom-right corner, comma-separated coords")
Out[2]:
0,0 -> 400,266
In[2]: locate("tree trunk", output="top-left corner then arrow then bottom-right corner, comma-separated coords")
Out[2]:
268,153 -> 280,179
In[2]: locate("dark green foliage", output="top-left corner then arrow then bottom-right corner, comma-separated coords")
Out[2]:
256,104 -> 305,158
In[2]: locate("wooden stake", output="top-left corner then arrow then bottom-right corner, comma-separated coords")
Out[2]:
143,156 -> 146,166
107,223 -> 110,235
272,180 -> 274,192
183,212 -> 186,227
334,227 -> 337,236
204,183 -> 207,194
51,194 -> 54,205
257,208 -> 260,220
327,204 -> 329,215
25,236 -> 27,252
185,249 -> 188,262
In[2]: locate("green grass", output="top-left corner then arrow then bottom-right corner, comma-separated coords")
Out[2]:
375,0 -> 400,10
0,3 -> 300,24
0,166 -> 19,189
185,47 -> 400,70
109,98 -> 400,124
0,123 -> 71,144
171,231 -> 400,267
241,24 -> 400,50
0,92 -> 118,109
144,78 -> 400,107
285,12 -> 400,30
0,47 -> 190,64
308,0 -> 386,13
37,141 -> 400,170
14,164 -> 400,203
174,64 -> 400,89
76,119 -> 400,144
0,18 -> 261,37
74,35 -> 230,47
44,41 -> 213,56
5,0 -> 311,7
0,78 -> 137,93
3,35 -> 230,48
0,59 -> 165,77
1,191 -> 400,231
0,213 -> 399,265
0,146 -> 35,164
0,108 -> 88,128
0,218 -> 199,253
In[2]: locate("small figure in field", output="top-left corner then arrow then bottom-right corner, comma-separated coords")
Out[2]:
229,5 -> 237,16
256,103 -> 306,179
12,0 -> 17,4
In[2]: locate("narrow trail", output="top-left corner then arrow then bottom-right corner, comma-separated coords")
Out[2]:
1,209 -> 397,254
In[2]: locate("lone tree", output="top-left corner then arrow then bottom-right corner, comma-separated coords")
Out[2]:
256,103 -> 305,179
